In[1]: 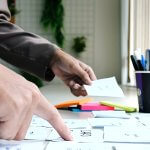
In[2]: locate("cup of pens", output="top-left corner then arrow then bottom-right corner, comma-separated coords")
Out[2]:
131,49 -> 150,112
135,71 -> 150,113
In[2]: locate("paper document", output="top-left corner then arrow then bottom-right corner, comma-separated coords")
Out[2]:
46,142 -> 111,150
64,119 -> 90,129
25,126 -> 52,140
0,140 -> 44,150
110,143 -> 150,150
48,128 -> 103,142
31,116 -> 90,129
25,127 -> 103,142
88,118 -> 141,128
104,126 -> 150,143
84,77 -> 124,97
92,111 -> 130,119
31,115 -> 52,128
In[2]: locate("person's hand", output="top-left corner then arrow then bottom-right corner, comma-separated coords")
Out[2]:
51,49 -> 97,96
0,64 -> 72,140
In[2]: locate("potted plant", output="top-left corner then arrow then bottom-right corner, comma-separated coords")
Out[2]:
8,0 -> 20,23
40,0 -> 65,47
72,36 -> 87,57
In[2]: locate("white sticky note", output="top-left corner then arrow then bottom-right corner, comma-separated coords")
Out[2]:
0,140 -> 44,150
25,126 -> 53,140
64,119 -> 90,129
88,118 -> 142,128
46,142 -> 112,150
48,128 -> 103,143
104,126 -> 150,143
31,115 -> 52,128
92,111 -> 130,119
84,77 -> 124,97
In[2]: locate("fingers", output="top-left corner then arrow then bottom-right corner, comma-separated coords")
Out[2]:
79,62 -> 97,81
14,110 -> 33,140
35,94 -> 73,141
68,62 -> 92,85
14,95 -> 38,140
69,80 -> 87,96
70,87 -> 87,97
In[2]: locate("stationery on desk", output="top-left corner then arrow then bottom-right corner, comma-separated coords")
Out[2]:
130,48 -> 150,71
88,117 -> 142,128
25,126 -> 104,143
55,97 -> 93,109
92,111 -> 130,119
100,101 -> 137,112
55,77 -> 138,113
0,140 -> 44,150
104,126 -> 150,143
84,77 -> 124,98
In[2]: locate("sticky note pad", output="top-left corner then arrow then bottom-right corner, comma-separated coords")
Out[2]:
70,108 -> 92,112
55,97 -> 92,109
100,101 -> 137,112
79,102 -> 114,111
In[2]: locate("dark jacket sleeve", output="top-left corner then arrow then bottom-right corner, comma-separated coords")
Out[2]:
0,0 -> 56,81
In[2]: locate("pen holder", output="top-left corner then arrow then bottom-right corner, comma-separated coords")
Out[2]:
135,71 -> 150,112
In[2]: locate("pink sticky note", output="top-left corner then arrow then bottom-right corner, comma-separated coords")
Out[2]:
79,102 -> 114,111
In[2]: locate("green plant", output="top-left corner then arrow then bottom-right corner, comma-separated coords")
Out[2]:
8,0 -> 20,17
41,0 -> 65,47
72,36 -> 87,56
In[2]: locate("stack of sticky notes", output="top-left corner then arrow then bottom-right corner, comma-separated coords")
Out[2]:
55,98 -> 114,112
55,97 -> 92,109
100,101 -> 137,112
79,102 -> 114,111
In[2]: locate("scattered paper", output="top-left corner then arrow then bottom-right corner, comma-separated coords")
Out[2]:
49,128 -> 103,142
104,126 -> 150,143
64,119 -> 90,129
92,111 -> 130,119
84,77 -> 124,97
88,117 -> 141,128
25,126 -> 52,140
31,115 -> 52,128
46,142 -> 111,150
25,127 -> 103,143
0,140 -> 44,150
31,116 -> 90,129
110,143 -> 150,150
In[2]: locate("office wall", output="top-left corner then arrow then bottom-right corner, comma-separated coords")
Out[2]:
121,0 -> 129,85
15,0 -> 121,83
94,0 -> 121,82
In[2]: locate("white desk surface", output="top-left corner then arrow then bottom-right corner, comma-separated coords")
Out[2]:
1,84 -> 150,150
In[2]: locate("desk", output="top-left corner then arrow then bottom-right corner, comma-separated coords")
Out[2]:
1,84 -> 150,150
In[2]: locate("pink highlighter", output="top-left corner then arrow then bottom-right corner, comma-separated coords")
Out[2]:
79,102 -> 114,111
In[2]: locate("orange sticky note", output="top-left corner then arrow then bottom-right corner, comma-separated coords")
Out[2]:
55,97 -> 93,109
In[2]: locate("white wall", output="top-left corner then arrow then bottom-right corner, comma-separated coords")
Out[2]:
121,0 -> 129,85
94,0 -> 121,83
15,0 -> 121,83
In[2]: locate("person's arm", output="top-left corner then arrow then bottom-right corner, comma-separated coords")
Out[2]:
0,0 -> 97,96
0,0 -> 56,81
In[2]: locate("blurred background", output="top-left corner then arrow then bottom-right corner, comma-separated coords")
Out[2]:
2,0 -> 150,88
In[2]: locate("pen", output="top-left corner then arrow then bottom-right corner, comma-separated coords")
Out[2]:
146,49 -> 150,70
134,50 -> 144,71
141,54 -> 146,70
130,55 -> 140,71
